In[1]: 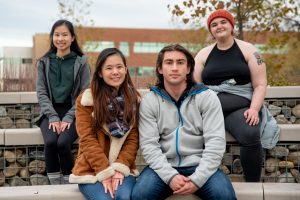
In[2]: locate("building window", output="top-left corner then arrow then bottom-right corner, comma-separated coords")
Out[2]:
22,58 -> 32,64
83,41 -> 115,52
133,42 -> 167,53
133,42 -> 203,54
119,42 -> 130,57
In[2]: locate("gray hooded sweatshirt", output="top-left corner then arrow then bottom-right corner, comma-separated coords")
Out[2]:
36,54 -> 90,125
139,83 -> 226,188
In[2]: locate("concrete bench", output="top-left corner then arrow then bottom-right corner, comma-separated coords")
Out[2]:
1,124 -> 299,146
0,182 -> 266,200
263,183 -> 300,200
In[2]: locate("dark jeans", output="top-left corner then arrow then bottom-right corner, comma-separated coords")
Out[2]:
218,92 -> 263,182
40,103 -> 78,175
132,166 -> 236,200
79,175 -> 136,200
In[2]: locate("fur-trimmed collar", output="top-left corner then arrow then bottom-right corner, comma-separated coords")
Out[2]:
80,88 -> 132,164
81,88 -> 93,106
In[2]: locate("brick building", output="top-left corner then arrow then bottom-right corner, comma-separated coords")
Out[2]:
32,27 -> 283,88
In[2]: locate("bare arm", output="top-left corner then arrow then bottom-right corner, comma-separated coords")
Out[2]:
239,41 -> 267,125
193,45 -> 214,83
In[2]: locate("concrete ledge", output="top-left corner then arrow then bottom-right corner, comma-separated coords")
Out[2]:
264,183 -> 300,200
0,129 -> 4,145
278,124 -> 300,141
4,128 -> 43,145
266,86 -> 300,99
0,92 -> 21,104
0,182 -> 265,200
2,124 -> 300,145
20,92 -> 38,104
0,184 -> 85,200
0,86 -> 299,105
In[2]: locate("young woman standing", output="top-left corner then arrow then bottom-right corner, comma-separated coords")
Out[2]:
36,19 -> 90,184
69,48 -> 140,200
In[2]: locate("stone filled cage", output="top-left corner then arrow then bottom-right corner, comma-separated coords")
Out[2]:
0,97 -> 299,186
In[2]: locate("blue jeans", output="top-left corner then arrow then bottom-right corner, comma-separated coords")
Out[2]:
132,166 -> 236,200
79,175 -> 136,200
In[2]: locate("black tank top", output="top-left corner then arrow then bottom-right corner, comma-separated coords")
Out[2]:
202,40 -> 251,85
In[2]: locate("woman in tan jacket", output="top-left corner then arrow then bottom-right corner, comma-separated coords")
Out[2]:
69,48 -> 140,200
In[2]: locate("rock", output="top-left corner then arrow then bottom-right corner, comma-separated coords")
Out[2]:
232,159 -> 243,174
289,116 -> 297,123
222,153 -> 233,166
292,104 -> 300,118
0,171 -> 5,186
276,115 -> 290,124
7,108 -> 31,120
287,151 -> 300,165
0,157 -> 5,170
228,146 -> 240,155
265,158 -> 279,173
228,174 -> 245,182
285,100 -> 297,108
30,174 -> 49,185
277,172 -> 295,183
19,167 -> 29,178
33,106 -> 41,116
271,101 -> 284,107
3,163 -> 21,177
29,160 -> 46,174
290,169 -> 300,183
219,165 -> 230,175
8,176 -> 29,186
288,145 -> 300,151
269,104 -> 281,116
4,151 -> 16,163
264,171 -> 281,182
16,119 -> 31,128
0,107 -> 7,117
268,146 -> 289,158
29,150 -> 45,161
295,119 -> 300,124
281,105 -> 292,119
278,161 -> 294,169
16,154 -> 28,167
0,117 -> 14,129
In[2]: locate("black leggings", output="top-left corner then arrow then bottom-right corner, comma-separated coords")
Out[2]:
218,93 -> 263,182
40,103 -> 78,175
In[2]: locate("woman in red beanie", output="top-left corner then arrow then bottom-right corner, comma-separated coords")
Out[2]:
193,9 -> 269,182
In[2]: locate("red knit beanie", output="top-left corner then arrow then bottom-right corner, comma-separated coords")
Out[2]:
207,9 -> 235,31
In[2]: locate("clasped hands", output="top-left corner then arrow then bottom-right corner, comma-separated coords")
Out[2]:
102,172 -> 124,199
169,174 -> 198,195
48,121 -> 71,134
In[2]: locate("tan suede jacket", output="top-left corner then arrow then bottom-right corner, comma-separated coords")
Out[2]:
69,89 -> 139,184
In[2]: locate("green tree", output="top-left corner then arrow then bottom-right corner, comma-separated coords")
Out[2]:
169,0 -> 300,40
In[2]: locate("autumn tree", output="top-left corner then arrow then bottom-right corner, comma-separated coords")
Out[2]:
56,0 -> 100,68
57,0 -> 94,27
169,0 -> 300,40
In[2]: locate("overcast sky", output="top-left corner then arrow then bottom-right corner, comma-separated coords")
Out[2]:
0,0 -> 182,47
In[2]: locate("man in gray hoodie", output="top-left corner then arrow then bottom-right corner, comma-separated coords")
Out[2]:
132,44 -> 236,200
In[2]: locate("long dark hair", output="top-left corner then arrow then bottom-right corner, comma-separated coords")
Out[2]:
43,19 -> 83,57
91,48 -> 140,129
155,44 -> 195,88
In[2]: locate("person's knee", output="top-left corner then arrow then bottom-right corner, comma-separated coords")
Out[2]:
44,139 -> 57,149
211,187 -> 236,200
115,192 -> 131,200
238,128 -> 260,146
131,183 -> 146,200
57,139 -> 70,152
